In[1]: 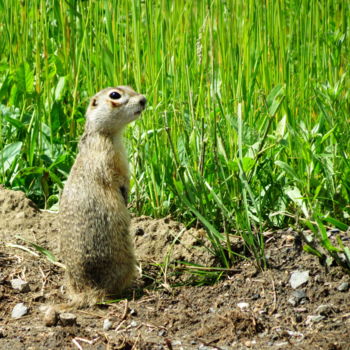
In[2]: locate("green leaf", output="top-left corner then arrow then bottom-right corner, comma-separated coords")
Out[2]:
275,161 -> 302,183
303,244 -> 325,259
3,114 -> 25,130
323,217 -> 349,231
266,84 -> 285,116
284,186 -> 308,217
16,235 -> 58,263
55,76 -> 66,100
276,114 -> 287,138
0,141 -> 23,172
16,62 -> 34,94
266,84 -> 284,107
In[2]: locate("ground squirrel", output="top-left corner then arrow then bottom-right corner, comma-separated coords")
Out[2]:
59,86 -> 146,307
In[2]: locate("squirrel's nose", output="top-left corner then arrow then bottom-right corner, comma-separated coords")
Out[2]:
139,96 -> 147,108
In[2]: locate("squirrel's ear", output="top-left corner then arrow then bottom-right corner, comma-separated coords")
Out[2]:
91,98 -> 98,107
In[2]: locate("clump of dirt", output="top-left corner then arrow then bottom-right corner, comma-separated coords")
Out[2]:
0,185 -> 38,225
1,187 -> 350,349
196,309 -> 265,341
132,215 -> 215,267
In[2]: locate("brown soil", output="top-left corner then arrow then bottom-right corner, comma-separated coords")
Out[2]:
0,186 -> 349,349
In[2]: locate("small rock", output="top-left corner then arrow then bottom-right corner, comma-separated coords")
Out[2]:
316,304 -> 333,316
288,289 -> 307,306
292,289 -> 307,300
306,315 -> 325,325
337,282 -> 349,292
59,312 -> 77,326
129,308 -> 137,316
130,320 -> 138,327
288,297 -> 298,307
198,345 -> 216,350
290,271 -> 309,289
39,305 -> 50,313
103,319 -> 113,331
294,307 -> 307,313
172,340 -> 182,345
10,278 -> 30,293
158,329 -> 167,337
11,303 -> 28,319
237,302 -> 249,309
43,306 -> 58,327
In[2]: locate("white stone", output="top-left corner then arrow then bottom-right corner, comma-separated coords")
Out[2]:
237,302 -> 249,309
10,278 -> 30,293
290,271 -> 309,289
11,303 -> 28,318
103,319 -> 113,331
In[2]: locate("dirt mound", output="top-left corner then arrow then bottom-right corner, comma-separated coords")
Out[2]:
1,187 -> 350,349
132,215 -> 214,267
0,185 -> 38,216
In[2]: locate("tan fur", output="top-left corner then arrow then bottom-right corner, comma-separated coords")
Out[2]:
59,86 -> 146,308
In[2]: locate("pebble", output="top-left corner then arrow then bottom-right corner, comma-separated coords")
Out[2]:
306,315 -> 325,324
287,297 -> 297,307
43,306 -> 58,327
59,312 -> 77,326
130,320 -> 138,327
237,302 -> 249,309
288,290 -> 307,306
316,304 -> 333,316
11,303 -> 28,319
10,278 -> 30,293
337,282 -> 349,292
158,329 -> 167,337
103,319 -> 113,331
198,345 -> 216,350
290,270 -> 309,289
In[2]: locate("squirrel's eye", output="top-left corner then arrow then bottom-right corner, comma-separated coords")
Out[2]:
109,91 -> 121,100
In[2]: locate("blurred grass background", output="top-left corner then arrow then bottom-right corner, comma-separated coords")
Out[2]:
0,0 -> 349,268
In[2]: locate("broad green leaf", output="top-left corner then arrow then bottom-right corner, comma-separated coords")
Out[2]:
55,76 -> 66,100
3,114 -> 25,130
0,141 -> 23,172
285,186 -> 308,217
276,114 -> 287,138
16,62 -> 34,94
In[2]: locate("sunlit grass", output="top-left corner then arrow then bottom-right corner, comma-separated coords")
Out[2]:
0,0 -> 349,270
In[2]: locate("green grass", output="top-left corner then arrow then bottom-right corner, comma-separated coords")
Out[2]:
1,0 -> 350,271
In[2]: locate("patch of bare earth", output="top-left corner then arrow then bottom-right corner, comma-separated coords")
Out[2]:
0,186 -> 349,349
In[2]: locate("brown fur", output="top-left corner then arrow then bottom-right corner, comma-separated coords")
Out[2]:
59,86 -> 146,307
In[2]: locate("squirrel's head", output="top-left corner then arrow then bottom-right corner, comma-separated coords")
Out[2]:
85,86 -> 147,134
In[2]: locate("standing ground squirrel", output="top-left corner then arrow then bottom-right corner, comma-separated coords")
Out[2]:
59,86 -> 146,307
